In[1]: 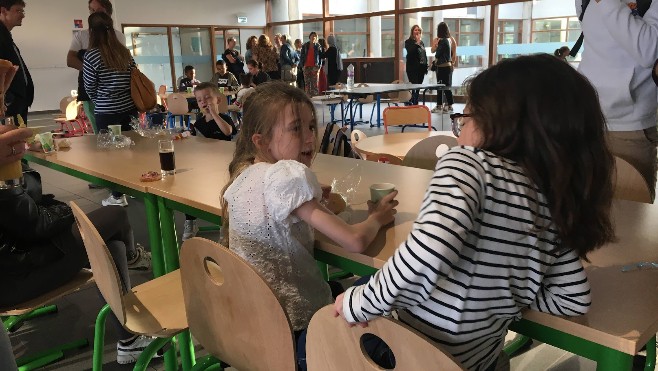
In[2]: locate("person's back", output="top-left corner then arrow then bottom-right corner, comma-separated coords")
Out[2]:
336,54 -> 615,371
577,0 -> 658,198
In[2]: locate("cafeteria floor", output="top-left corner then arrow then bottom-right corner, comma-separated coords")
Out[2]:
8,104 -> 653,370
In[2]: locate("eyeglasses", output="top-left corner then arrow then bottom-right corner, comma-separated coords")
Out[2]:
450,113 -> 472,137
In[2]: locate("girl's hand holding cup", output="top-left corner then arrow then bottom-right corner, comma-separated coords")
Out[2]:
368,187 -> 398,226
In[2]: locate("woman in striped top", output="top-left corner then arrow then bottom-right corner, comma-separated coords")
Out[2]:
82,11 -> 136,133
334,54 -> 616,371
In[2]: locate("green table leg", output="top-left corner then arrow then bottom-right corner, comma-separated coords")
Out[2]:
3,305 -> 58,332
316,261 -> 329,281
158,196 -> 180,271
644,336 -> 656,371
145,194 -> 165,278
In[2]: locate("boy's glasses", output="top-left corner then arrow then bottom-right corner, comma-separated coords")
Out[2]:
450,113 -> 472,137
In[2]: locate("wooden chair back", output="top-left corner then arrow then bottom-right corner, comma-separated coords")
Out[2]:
613,156 -> 652,203
59,96 -> 76,115
350,129 -> 367,159
179,238 -> 296,371
70,201 -> 128,325
307,305 -> 465,371
216,92 -> 229,114
166,93 -> 190,115
367,152 -> 402,165
383,105 -> 431,134
402,135 -> 458,170
65,100 -> 80,121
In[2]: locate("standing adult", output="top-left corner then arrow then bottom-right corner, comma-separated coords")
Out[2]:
431,22 -> 454,113
294,38 -> 304,89
0,0 -> 32,125
404,25 -> 428,105
253,34 -> 280,80
299,32 -> 322,96
279,34 -> 299,84
317,38 -> 328,94
67,0 -> 124,133
577,0 -> 658,200
244,35 -> 257,63
324,35 -> 343,86
222,36 -> 244,77
83,11 -> 136,207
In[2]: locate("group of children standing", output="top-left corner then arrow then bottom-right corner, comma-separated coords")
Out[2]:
194,53 -> 616,370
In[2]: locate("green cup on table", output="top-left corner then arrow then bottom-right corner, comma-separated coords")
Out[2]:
370,183 -> 396,203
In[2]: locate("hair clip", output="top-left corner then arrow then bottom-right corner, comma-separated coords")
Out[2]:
621,261 -> 658,272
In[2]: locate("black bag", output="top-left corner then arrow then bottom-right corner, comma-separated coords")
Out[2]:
332,128 -> 353,157
430,60 -> 437,72
320,121 -> 336,154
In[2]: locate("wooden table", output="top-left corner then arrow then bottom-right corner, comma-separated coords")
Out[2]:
353,131 -> 454,160
316,194 -> 658,371
28,135 -> 658,370
325,83 -> 452,130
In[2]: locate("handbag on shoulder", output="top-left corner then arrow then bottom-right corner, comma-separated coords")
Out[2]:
130,65 -> 157,112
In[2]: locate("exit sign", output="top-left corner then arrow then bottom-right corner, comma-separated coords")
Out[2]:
237,16 -> 247,24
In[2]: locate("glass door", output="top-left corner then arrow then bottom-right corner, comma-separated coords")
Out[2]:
124,27 -> 172,91
171,27 -> 214,89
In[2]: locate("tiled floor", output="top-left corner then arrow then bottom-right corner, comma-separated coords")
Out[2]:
6,107 -> 653,370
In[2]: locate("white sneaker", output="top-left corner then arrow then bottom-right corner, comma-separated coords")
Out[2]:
127,244 -> 151,271
116,335 -> 162,364
182,220 -> 199,241
431,106 -> 442,113
102,194 -> 128,207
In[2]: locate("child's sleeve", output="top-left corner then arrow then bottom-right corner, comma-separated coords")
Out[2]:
342,149 -> 485,323
528,248 -> 591,316
263,160 -> 322,222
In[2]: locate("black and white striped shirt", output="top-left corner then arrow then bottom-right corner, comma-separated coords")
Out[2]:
343,147 -> 591,371
82,48 -> 135,114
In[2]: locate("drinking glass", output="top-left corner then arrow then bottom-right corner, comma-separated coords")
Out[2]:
158,139 -> 176,176
97,129 -> 112,148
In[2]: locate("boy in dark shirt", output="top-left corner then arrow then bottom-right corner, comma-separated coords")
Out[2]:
183,82 -> 237,240
190,82 -> 236,141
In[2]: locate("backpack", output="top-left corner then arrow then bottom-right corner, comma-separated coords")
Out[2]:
130,66 -> 157,112
320,121 -> 337,154
332,128 -> 353,158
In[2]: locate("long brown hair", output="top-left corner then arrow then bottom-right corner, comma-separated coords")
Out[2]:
437,22 -> 450,38
219,82 -> 318,246
88,12 -> 132,71
465,53 -> 615,259
246,35 -> 257,50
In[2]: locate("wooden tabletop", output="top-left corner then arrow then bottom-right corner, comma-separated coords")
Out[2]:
353,131 -> 454,160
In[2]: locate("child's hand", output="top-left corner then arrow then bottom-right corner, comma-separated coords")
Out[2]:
367,190 -> 399,226
334,293 -> 369,328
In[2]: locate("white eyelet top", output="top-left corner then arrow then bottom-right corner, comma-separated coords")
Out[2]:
224,160 -> 333,330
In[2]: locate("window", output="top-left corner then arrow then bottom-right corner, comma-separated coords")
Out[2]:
445,18 -> 484,68
332,18 -> 368,58
532,17 -> 580,44
497,20 -> 522,61
302,15 -> 323,41
380,16 -> 395,57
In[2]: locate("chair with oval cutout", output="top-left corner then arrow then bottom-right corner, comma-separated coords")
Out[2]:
70,201 -> 189,371
350,129 -> 368,159
402,135 -> 458,170
306,305 -> 465,371
179,237 -> 297,371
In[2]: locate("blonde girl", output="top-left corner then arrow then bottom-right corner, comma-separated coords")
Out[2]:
220,81 -> 397,369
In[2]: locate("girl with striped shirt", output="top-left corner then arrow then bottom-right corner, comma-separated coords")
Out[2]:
334,54 -> 616,371
82,11 -> 136,133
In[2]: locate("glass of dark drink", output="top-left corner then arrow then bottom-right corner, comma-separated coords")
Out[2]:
158,139 -> 176,177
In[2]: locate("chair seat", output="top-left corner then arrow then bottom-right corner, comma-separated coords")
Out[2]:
0,269 -> 94,316
123,270 -> 187,337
